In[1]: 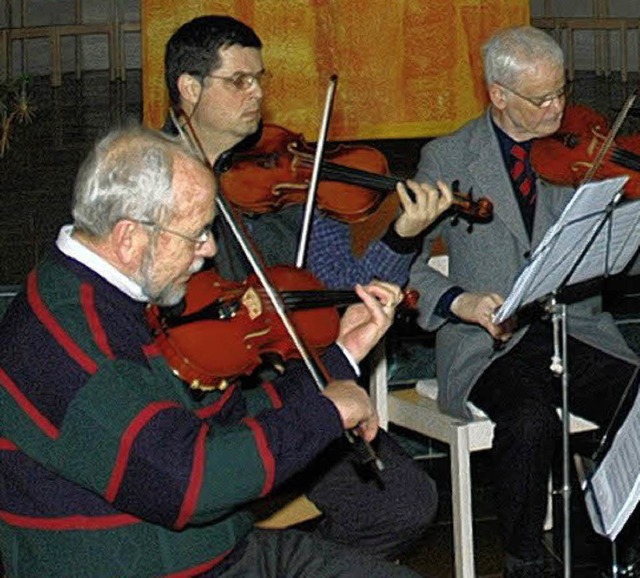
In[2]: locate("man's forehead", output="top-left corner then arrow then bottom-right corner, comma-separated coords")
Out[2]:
216,45 -> 263,72
516,62 -> 564,88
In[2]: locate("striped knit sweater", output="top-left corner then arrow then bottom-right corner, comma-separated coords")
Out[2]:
0,246 -> 350,577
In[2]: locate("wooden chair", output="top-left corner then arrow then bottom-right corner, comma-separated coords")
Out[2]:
369,256 -> 598,578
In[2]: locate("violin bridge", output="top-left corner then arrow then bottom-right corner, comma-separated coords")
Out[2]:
242,287 -> 263,319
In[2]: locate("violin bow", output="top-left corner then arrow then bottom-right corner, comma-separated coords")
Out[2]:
170,107 -> 384,471
580,89 -> 638,186
295,74 -> 338,268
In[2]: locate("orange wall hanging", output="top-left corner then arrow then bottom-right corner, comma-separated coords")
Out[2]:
142,0 -> 530,140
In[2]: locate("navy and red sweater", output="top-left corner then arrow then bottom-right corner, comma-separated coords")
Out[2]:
0,246 -> 351,577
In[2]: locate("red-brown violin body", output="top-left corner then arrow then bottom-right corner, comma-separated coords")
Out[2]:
531,104 -> 640,198
147,264 -> 420,391
147,266 -> 344,390
220,124 -> 389,222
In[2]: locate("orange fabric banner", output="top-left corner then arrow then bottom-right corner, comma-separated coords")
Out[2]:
142,0 -> 529,140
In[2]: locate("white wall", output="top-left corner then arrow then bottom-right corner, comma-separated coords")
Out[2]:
530,0 -> 640,72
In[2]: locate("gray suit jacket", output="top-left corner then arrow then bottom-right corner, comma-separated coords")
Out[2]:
410,110 -> 639,419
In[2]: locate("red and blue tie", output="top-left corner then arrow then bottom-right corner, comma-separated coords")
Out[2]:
510,143 -> 535,203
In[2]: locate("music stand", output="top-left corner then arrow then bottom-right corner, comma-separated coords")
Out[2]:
493,175 -> 640,577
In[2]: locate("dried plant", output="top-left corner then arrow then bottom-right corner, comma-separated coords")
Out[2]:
0,74 -> 36,158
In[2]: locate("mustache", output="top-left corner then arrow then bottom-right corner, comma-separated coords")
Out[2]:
189,259 -> 204,275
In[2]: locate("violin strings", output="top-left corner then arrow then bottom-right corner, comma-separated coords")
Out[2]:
281,291 -> 360,309
257,289 -> 360,310
319,160 -> 490,221
319,160 -> 399,191
611,145 -> 640,172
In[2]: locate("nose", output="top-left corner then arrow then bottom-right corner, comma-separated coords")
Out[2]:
550,94 -> 565,114
248,80 -> 263,100
197,232 -> 217,259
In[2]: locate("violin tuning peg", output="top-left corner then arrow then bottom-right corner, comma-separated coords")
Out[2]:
451,179 -> 461,193
213,150 -> 235,175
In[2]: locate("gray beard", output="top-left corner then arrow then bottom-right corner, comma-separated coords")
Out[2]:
136,247 -> 203,307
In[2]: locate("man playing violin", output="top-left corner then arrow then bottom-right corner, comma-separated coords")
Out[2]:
160,14 -> 441,568
410,25 -> 640,577
0,124 -> 429,577
163,14 -> 453,288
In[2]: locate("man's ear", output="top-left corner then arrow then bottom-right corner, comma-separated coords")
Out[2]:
488,82 -> 507,110
177,73 -> 203,108
112,219 -> 146,268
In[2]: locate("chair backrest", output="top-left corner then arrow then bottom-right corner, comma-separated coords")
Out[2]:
370,256 -> 449,427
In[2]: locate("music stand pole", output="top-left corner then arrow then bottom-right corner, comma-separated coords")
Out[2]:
549,296 -> 571,577
548,192 -> 623,578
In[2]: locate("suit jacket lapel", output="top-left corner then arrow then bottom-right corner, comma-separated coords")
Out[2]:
468,113 -> 531,247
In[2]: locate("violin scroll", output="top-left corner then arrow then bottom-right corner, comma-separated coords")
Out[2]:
451,189 -> 493,221
448,180 -> 493,232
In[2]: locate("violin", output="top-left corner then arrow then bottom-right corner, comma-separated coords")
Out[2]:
220,124 -> 493,223
530,103 -> 640,198
147,265 -> 418,391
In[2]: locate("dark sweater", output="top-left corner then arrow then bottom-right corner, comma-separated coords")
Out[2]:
0,246 -> 349,577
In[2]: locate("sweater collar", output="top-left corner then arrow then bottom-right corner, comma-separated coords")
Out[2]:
56,224 -> 149,302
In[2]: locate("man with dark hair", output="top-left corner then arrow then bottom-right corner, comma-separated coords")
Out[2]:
163,14 -> 453,288
160,14 -> 447,569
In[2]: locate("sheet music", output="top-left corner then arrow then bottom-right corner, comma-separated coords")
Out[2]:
493,176 -> 636,324
583,370 -> 640,540
572,200 -> 640,282
489,175 -> 640,541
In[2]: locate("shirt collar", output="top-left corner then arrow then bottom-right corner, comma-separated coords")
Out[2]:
56,224 -> 149,302
491,117 -> 533,162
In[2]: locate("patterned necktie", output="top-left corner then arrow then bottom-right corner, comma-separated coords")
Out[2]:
510,143 -> 534,202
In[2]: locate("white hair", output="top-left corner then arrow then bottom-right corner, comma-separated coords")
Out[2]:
483,26 -> 564,87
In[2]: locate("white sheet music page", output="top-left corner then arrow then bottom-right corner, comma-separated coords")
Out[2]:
571,198 -> 640,281
584,370 -> 640,540
493,176 -> 633,324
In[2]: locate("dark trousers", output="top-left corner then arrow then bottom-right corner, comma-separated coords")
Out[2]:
305,429 -> 438,559
217,431 -> 436,577
469,321 -> 636,561
217,527 -> 422,578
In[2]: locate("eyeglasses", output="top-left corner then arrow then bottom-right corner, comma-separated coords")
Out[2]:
206,70 -> 268,92
497,82 -> 571,109
134,219 -> 212,250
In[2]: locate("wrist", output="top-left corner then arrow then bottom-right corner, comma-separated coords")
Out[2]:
450,292 -> 466,317
435,286 -> 465,321
383,223 -> 421,253
335,341 -> 362,374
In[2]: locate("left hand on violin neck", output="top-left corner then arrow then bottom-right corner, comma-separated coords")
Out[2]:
394,179 -> 454,237
336,280 -> 401,363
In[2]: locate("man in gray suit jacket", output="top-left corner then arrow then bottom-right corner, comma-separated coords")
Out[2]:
410,26 -> 640,577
